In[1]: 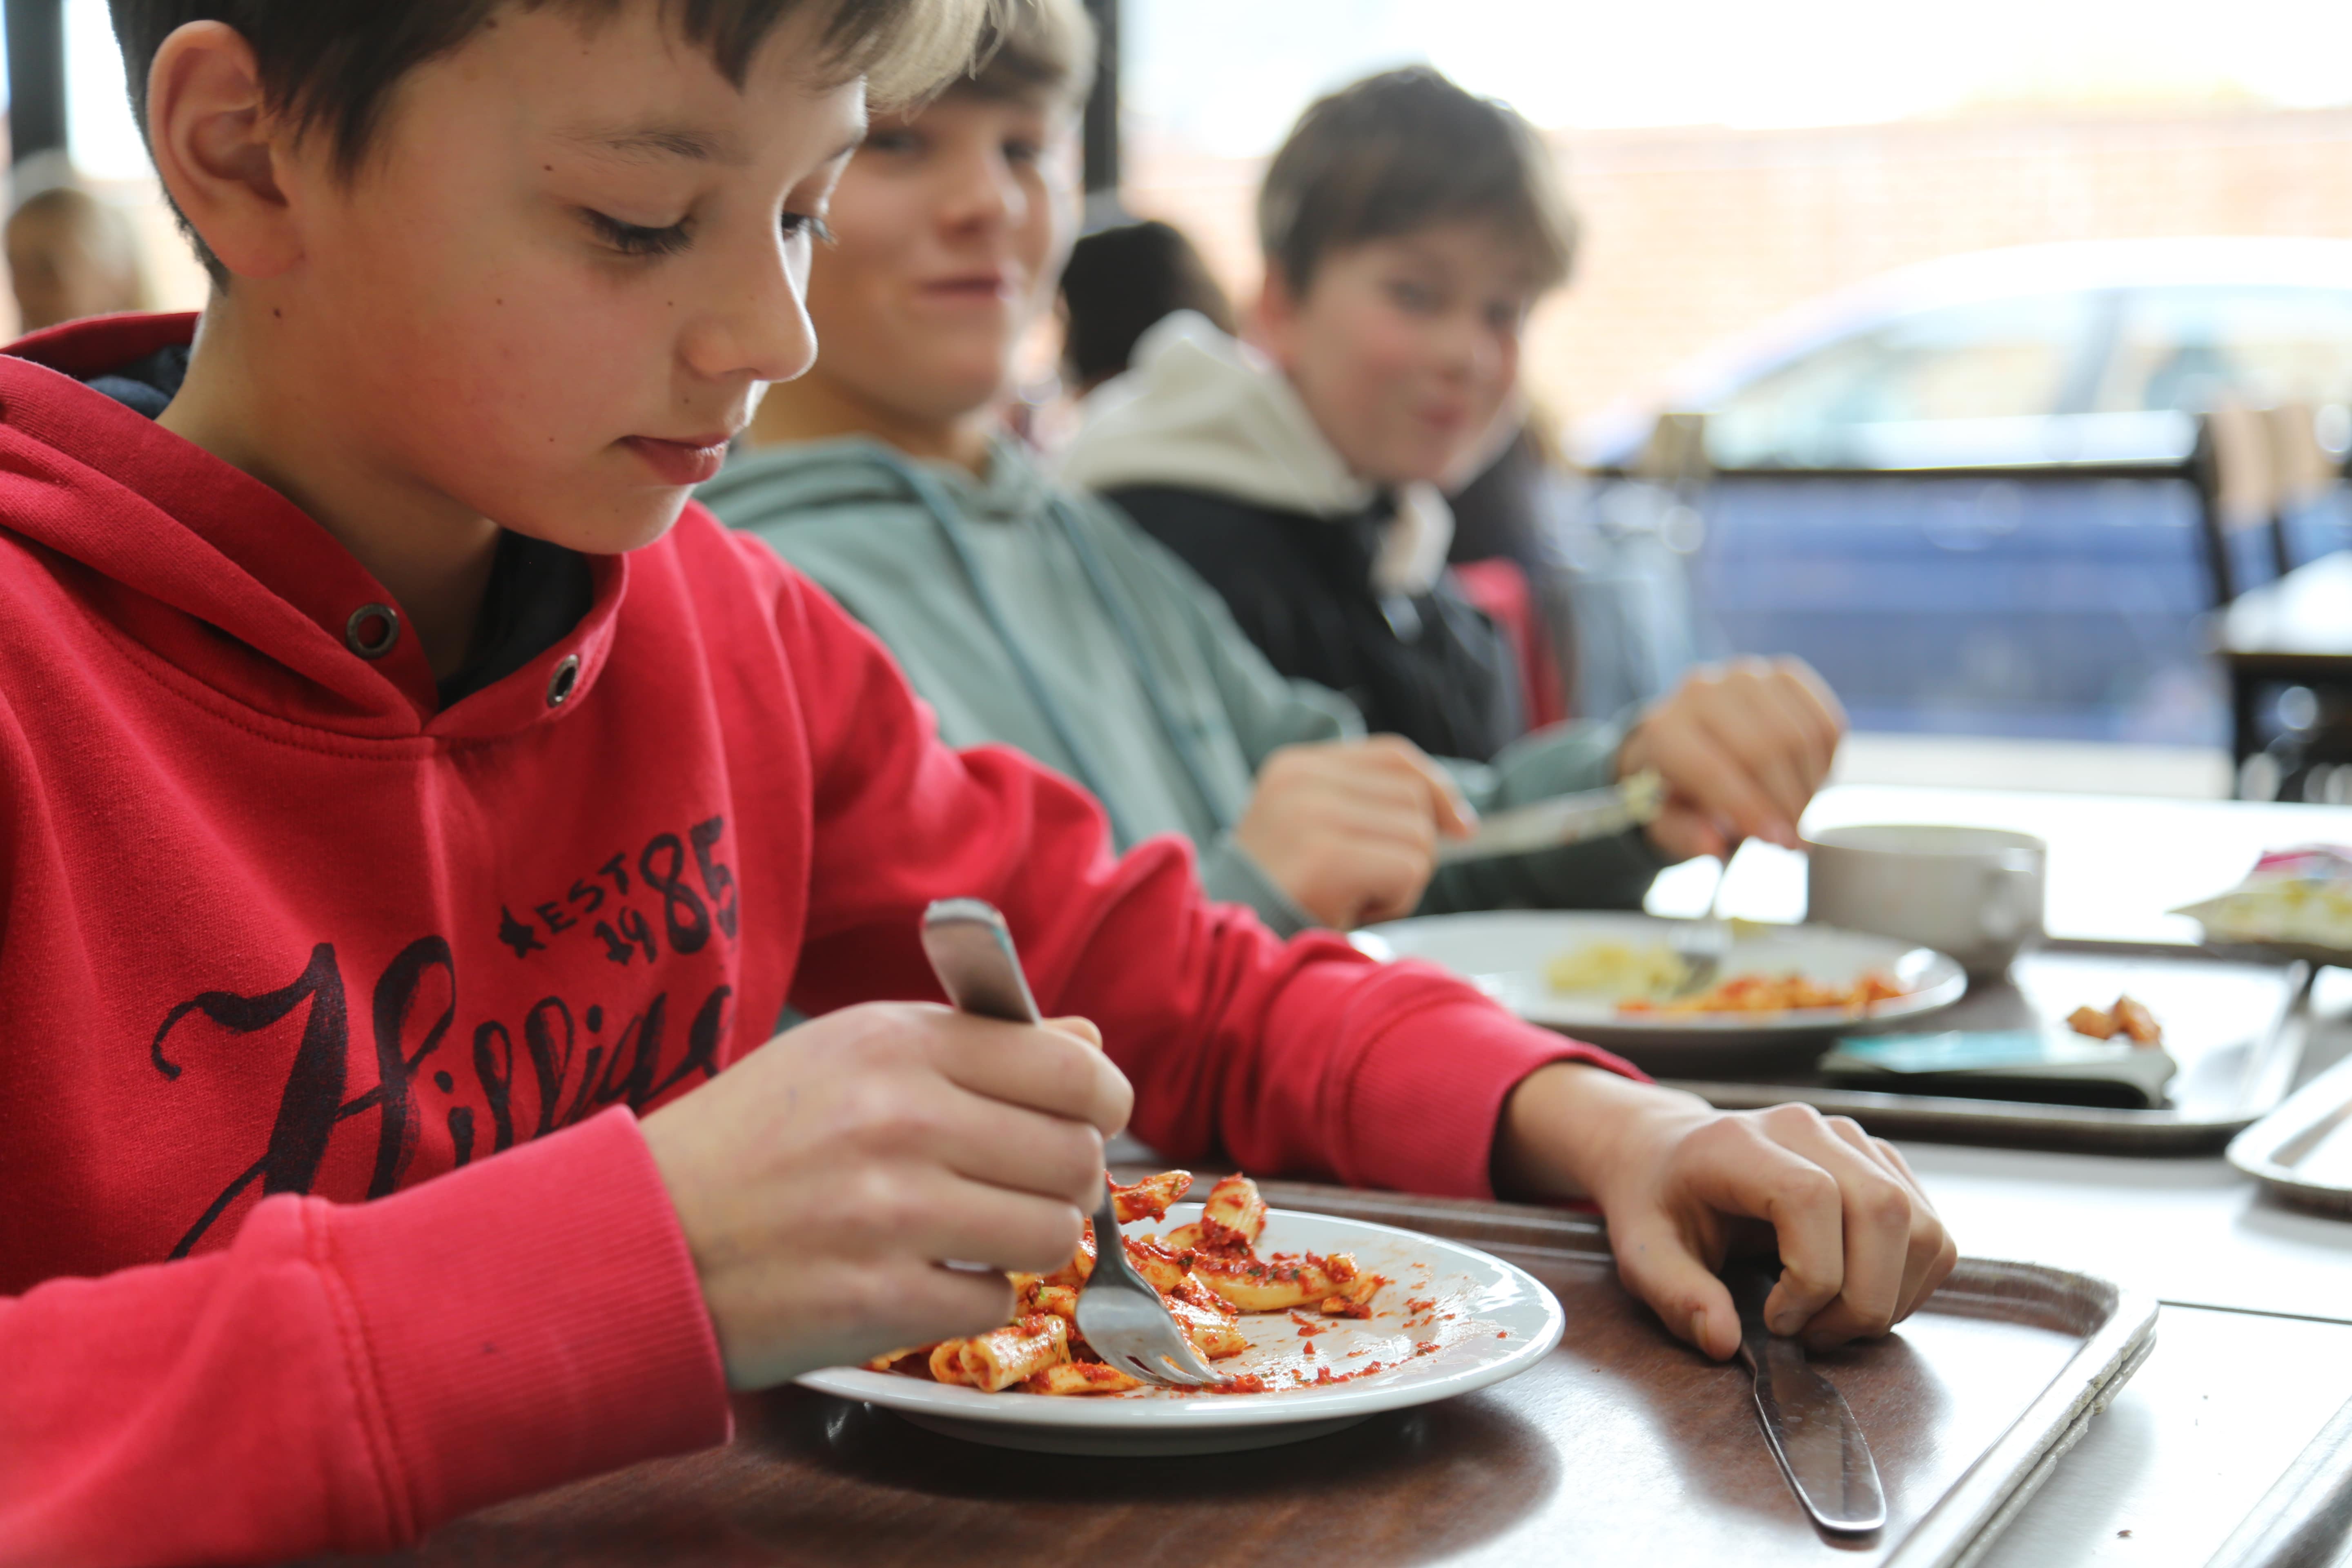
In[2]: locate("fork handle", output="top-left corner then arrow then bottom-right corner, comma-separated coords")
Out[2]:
922,898 -> 1127,1267
921,899 -> 1044,1025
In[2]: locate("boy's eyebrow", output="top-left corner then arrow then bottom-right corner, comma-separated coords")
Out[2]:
557,125 -> 867,169
562,122 -> 734,163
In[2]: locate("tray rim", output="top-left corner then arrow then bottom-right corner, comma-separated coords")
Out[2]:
2225,1049 -> 2352,1216
2201,1388 -> 2352,1568
1243,1180 -> 2158,1568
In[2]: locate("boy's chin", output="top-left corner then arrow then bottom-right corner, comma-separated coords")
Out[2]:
512,491 -> 695,558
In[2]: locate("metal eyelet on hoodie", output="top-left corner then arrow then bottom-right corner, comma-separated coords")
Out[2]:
345,604 -> 400,659
546,654 -> 581,708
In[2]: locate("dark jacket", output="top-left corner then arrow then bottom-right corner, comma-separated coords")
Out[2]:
1108,482 -> 1526,761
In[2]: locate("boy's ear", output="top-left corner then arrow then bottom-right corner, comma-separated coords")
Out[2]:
1253,266 -> 1305,375
146,21 -> 301,280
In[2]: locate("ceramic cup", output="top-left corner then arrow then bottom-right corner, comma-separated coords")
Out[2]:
1805,824 -> 2047,977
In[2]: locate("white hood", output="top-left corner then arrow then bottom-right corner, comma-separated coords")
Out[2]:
1058,312 -> 1454,597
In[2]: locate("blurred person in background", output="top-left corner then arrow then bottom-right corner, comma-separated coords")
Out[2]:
1059,218 -> 1236,395
705,2 -> 1842,933
6,184 -> 153,334
1058,65 -> 1837,797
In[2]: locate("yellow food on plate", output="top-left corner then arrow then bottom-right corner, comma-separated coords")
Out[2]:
1542,940 -> 1690,1000
1619,971 -> 1908,1017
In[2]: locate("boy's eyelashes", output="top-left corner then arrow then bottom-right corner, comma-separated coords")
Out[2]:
782,212 -> 838,245
579,208 -> 836,258
1384,277 -> 1443,314
1484,299 -> 1530,333
583,208 -> 694,258
857,127 -> 1043,167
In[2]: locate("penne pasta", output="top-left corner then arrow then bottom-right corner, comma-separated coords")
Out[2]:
1166,1295 -> 1248,1360
1023,1361 -> 1143,1395
1111,1169 -> 1193,1224
929,1340 -> 979,1386
958,1314 -> 1070,1393
1187,1250 -> 1353,1312
1198,1172 -> 1267,1247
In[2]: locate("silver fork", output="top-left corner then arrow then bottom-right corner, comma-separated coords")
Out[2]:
919,898 -> 1222,1388
1670,847 -> 1737,997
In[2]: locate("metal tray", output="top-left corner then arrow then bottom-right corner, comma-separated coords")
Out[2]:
2225,1050 -> 2352,1216
1255,1183 -> 2158,1568
1666,941 -> 2314,1154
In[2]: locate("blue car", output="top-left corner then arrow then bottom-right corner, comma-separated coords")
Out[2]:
1579,240 -> 2352,744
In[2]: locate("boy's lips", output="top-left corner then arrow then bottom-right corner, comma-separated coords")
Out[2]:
919,271 -> 1013,304
622,434 -> 731,486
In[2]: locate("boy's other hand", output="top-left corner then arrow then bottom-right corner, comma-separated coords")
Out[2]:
1495,1064 -> 1956,1359
1617,657 -> 1846,862
638,1003 -> 1132,1389
1236,736 -> 1475,929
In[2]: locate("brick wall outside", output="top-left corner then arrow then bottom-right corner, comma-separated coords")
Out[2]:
1124,105 -> 2352,432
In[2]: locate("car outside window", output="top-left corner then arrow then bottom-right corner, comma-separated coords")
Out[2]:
2096,287 -> 2352,414
1710,294 -> 2092,467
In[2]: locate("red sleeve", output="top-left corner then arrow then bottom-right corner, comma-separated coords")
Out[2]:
762,545 -> 1643,1198
0,1109 -> 728,1567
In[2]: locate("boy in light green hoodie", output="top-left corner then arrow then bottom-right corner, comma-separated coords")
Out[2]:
703,1 -> 1845,933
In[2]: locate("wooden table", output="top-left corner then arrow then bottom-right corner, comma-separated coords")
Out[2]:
2217,552 -> 2352,777
322,784 -> 2352,1566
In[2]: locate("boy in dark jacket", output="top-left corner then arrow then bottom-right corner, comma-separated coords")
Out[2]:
1060,67 -> 1835,789
0,4 -> 1951,1563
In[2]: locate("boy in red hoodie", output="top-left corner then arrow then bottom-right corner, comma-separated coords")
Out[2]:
0,2 -> 1953,1563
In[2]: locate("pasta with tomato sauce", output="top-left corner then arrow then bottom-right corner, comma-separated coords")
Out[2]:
866,1173 -> 1390,1394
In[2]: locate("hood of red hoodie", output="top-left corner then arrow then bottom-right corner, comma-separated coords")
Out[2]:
0,311 -> 625,743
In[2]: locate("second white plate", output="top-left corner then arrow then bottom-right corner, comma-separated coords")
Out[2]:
1356,910 -> 1964,1053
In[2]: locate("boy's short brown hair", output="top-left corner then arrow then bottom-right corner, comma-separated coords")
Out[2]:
111,0 -> 998,285
956,0 -> 1093,113
110,0 -> 997,176
1256,65 -> 1576,297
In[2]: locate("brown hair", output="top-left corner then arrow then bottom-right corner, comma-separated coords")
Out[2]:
1059,219 -> 1233,390
1256,65 -> 1576,297
109,0 -> 998,281
957,0 -> 1092,112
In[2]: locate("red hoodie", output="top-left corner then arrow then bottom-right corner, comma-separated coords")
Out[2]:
0,315 -> 1633,1567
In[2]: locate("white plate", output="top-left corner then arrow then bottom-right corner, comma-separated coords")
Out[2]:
1356,910 -> 1965,1054
795,1204 -> 1564,1456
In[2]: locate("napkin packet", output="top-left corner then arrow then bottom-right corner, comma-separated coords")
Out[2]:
2174,844 -> 2352,951
1819,1027 -> 2178,1109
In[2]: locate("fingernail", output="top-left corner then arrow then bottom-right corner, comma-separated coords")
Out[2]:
1769,1306 -> 1806,1336
1689,1308 -> 1710,1348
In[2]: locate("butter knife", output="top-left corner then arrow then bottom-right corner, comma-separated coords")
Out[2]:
1729,1262 -> 1887,1535
1434,769 -> 1666,866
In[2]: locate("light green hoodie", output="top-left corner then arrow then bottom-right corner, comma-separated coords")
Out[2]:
702,435 -> 1664,936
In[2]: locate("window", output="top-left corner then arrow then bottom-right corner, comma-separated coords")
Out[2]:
1710,294 -> 2091,467
2096,287 -> 2352,413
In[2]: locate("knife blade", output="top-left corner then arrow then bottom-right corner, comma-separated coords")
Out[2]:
1728,1262 -> 1887,1535
1434,769 -> 1666,866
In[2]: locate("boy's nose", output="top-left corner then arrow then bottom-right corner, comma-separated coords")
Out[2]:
940,151 -> 1022,232
683,245 -> 820,385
